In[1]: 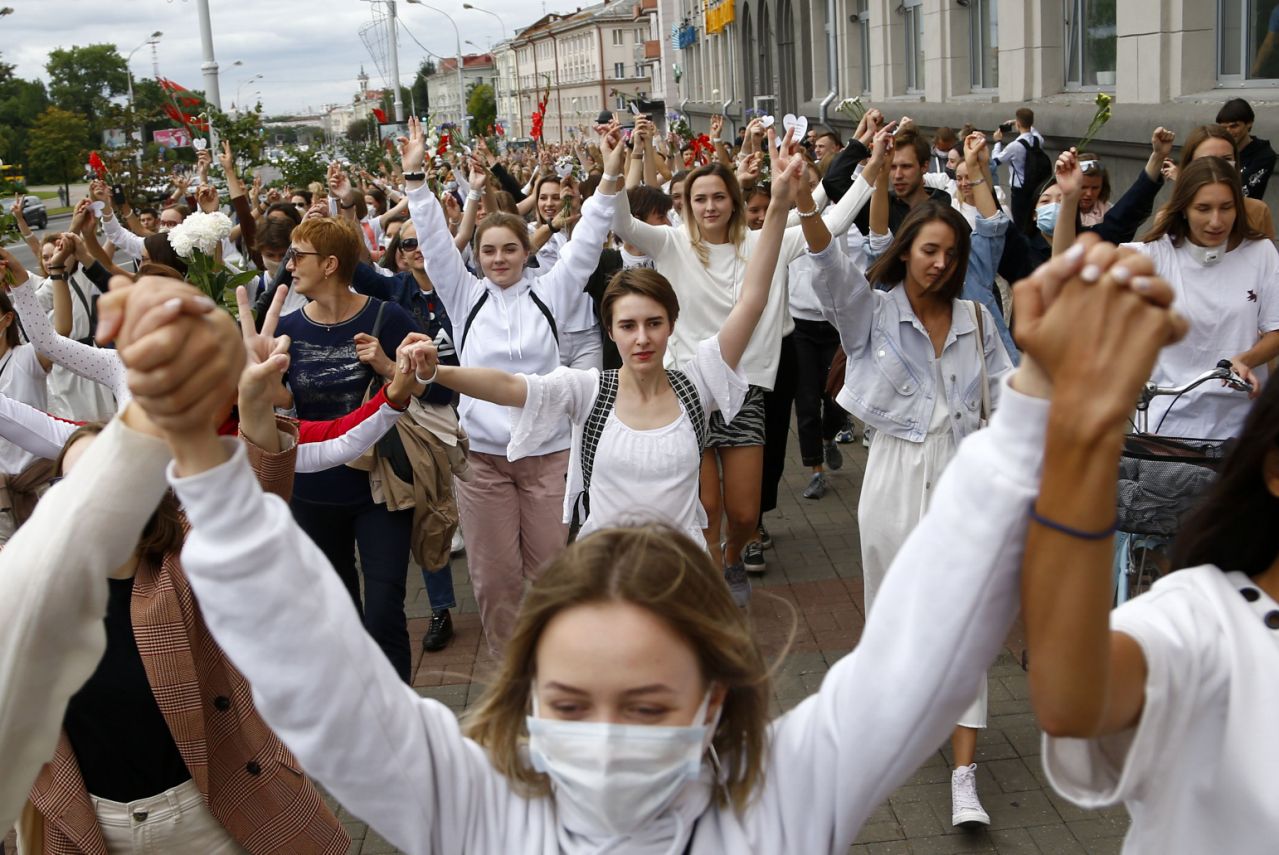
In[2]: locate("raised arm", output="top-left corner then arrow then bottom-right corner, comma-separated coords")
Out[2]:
9,195 -> 43,273
1051,149 -> 1084,257
94,180 -> 146,261
402,338 -> 527,407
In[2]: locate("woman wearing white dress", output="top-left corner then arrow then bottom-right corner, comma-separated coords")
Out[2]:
805,128 -> 1013,827
0,285 -> 52,543
399,153 -> 813,606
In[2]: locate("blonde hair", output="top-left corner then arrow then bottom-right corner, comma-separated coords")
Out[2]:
682,164 -> 748,267
465,524 -> 774,812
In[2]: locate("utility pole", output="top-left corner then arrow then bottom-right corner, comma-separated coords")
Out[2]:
196,0 -> 222,109
388,1 -> 406,122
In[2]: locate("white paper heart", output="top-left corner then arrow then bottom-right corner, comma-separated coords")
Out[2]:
90,201 -> 105,215
554,162 -> 573,179
759,115 -> 775,129
192,137 -> 207,151
782,113 -> 808,142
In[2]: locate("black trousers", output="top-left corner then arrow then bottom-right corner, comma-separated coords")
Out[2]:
760,332 -> 797,518
791,318 -> 846,466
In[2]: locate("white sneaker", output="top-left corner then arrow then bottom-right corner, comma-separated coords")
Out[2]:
951,763 -> 990,827
451,529 -> 465,556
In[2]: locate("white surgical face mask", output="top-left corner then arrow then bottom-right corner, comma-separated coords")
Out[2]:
1036,202 -> 1061,236
527,686 -> 720,838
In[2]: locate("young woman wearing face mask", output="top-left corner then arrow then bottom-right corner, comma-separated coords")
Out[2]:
609,128 -> 883,584
114,232 -> 1181,855
1024,255 -> 1279,854
393,155 -> 808,607
401,117 -> 625,655
812,127 -> 1014,829
1054,153 -> 1278,439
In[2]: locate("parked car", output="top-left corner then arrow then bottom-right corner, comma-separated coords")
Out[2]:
20,195 -> 47,230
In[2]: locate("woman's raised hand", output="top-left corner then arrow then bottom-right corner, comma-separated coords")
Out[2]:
398,115 -> 427,175
196,184 -> 220,213
235,284 -> 291,406
770,151 -> 806,207
597,122 -> 627,177
1054,148 -> 1083,198
398,335 -> 440,381
963,132 -> 990,168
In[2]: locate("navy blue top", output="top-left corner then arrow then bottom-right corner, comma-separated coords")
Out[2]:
278,296 -> 417,505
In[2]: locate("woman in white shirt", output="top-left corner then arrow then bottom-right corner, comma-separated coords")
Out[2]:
0,287 -> 52,543
403,118 -> 625,655
114,230 -> 1181,855
610,128 -> 881,581
399,154 -> 812,606
1022,242 -> 1278,855
1056,153 -> 1278,438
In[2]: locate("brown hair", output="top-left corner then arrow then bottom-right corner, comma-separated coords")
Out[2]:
1179,124 -> 1239,171
1015,107 -> 1034,129
531,176 -> 564,225
1075,152 -> 1112,203
0,291 -> 19,349
255,217 -> 294,255
893,130 -> 930,168
1141,156 -> 1265,248
598,268 -> 681,329
493,190 -> 520,215
866,200 -> 972,303
683,163 -> 748,265
627,185 -> 673,223
135,262 -> 186,280
464,524 -> 772,812
55,423 -> 185,560
291,217 -> 362,282
475,212 -> 533,253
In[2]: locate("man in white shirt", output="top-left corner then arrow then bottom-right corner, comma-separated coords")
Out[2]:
991,107 -> 1046,229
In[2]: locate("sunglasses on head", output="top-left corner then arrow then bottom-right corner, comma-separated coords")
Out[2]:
399,238 -> 420,251
1079,160 -> 1102,175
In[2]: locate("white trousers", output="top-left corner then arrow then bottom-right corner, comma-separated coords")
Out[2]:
90,779 -> 248,855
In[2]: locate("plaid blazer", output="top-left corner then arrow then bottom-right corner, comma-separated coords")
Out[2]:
25,425 -> 349,855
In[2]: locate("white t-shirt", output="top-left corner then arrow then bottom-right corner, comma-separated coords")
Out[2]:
1123,236 -> 1279,437
0,344 -> 49,475
619,248 -> 654,270
507,336 -> 748,540
1043,565 -> 1279,854
34,274 -> 116,422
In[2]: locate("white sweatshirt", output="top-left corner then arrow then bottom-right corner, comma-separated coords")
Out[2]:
407,183 -> 618,456
169,376 -> 1049,855
612,176 -> 873,389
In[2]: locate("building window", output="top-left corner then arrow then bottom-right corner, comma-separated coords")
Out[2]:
1065,0 -> 1116,88
1220,0 -> 1279,80
614,62 -> 625,77
903,0 -> 925,92
854,0 -> 870,93
612,28 -> 624,45
969,0 -> 998,90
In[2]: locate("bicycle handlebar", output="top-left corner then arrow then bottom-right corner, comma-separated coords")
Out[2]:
1139,359 -> 1253,403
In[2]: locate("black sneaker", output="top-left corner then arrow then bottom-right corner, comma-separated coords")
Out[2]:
757,524 -> 773,550
743,540 -> 767,574
422,609 -> 454,652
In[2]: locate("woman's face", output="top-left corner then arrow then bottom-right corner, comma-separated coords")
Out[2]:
537,180 -> 562,223
1185,181 -> 1237,246
1078,173 -> 1104,212
1037,184 -> 1063,208
608,294 -> 672,369
364,194 -> 381,216
1192,137 -> 1237,168
285,239 -> 336,296
955,162 -> 973,204
396,222 -> 425,273
901,220 -> 957,292
477,225 -> 529,286
689,175 -> 734,237
534,600 -> 716,727
946,148 -> 962,171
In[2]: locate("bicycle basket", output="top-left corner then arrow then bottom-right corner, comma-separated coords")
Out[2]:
1115,435 -> 1232,538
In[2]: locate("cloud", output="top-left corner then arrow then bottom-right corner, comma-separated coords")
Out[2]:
2,0 -> 520,116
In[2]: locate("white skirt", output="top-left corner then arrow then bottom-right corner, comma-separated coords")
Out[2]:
857,425 -> 988,729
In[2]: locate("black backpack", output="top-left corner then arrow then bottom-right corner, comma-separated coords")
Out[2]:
1012,136 -> 1054,230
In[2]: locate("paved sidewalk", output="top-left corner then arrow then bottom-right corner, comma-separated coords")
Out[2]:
3,429 -> 1130,854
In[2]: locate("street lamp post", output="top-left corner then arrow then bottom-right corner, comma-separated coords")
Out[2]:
406,0 -> 466,137
237,73 -> 264,114
126,31 -> 163,168
462,3 -> 510,132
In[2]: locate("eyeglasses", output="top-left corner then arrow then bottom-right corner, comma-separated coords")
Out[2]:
288,247 -> 322,259
399,238 -> 420,251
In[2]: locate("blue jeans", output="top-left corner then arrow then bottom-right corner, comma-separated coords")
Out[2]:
423,562 -> 457,612
291,497 -> 413,682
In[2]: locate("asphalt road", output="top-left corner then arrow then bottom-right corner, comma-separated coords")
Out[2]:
4,210 -> 74,272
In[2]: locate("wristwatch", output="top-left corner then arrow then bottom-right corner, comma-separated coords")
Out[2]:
403,171 -> 426,182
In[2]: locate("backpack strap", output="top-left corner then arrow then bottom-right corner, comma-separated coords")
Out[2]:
459,288 -> 560,354
666,369 -> 706,453
579,369 -> 620,518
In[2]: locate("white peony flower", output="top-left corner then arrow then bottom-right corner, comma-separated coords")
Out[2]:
167,210 -> 233,259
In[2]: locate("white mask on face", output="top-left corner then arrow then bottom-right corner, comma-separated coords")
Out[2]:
527,686 -> 720,839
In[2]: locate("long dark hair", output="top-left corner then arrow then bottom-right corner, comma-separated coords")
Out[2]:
1171,375 -> 1279,576
866,201 -> 971,303
0,291 -> 20,349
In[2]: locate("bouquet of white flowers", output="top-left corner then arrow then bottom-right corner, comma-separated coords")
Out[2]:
167,210 -> 257,315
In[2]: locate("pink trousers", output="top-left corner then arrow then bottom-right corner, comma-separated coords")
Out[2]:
454,450 -> 570,654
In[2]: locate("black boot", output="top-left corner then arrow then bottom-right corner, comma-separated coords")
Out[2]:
423,609 -> 454,652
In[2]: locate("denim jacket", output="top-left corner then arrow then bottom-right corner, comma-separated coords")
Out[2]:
809,241 -> 1013,445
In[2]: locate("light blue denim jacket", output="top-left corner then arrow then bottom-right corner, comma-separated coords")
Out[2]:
809,239 -> 1013,445
866,212 -> 1019,362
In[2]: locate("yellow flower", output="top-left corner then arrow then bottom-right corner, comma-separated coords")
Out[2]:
1095,92 -> 1112,108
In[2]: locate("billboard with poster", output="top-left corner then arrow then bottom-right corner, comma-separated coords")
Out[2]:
154,128 -> 193,148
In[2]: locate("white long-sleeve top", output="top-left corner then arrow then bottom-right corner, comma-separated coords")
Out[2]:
169,375 -> 1049,855
407,182 -> 618,456
611,176 -> 874,389
33,273 -> 117,421
102,213 -> 145,260
0,418 -> 172,831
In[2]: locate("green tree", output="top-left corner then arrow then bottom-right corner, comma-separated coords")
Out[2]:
467,82 -> 496,137
411,59 -> 435,118
210,105 -> 267,167
0,51 -> 50,168
277,145 -> 328,190
27,107 -> 89,194
46,44 -> 128,129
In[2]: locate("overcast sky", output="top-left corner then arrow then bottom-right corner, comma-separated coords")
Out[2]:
1,0 -> 539,117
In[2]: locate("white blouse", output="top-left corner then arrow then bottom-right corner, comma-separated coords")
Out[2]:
507,337 -> 748,540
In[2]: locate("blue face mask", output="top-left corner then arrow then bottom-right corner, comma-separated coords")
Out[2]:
1036,202 -> 1061,236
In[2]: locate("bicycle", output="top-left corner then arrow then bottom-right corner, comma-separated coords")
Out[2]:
1113,359 -> 1252,605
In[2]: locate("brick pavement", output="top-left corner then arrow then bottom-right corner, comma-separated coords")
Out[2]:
4,430 -> 1131,855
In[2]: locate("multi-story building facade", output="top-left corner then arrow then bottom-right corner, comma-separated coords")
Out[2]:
425,53 -> 496,130
652,0 -> 1279,203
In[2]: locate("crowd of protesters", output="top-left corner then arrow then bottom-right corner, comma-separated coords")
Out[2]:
0,91 -> 1276,854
